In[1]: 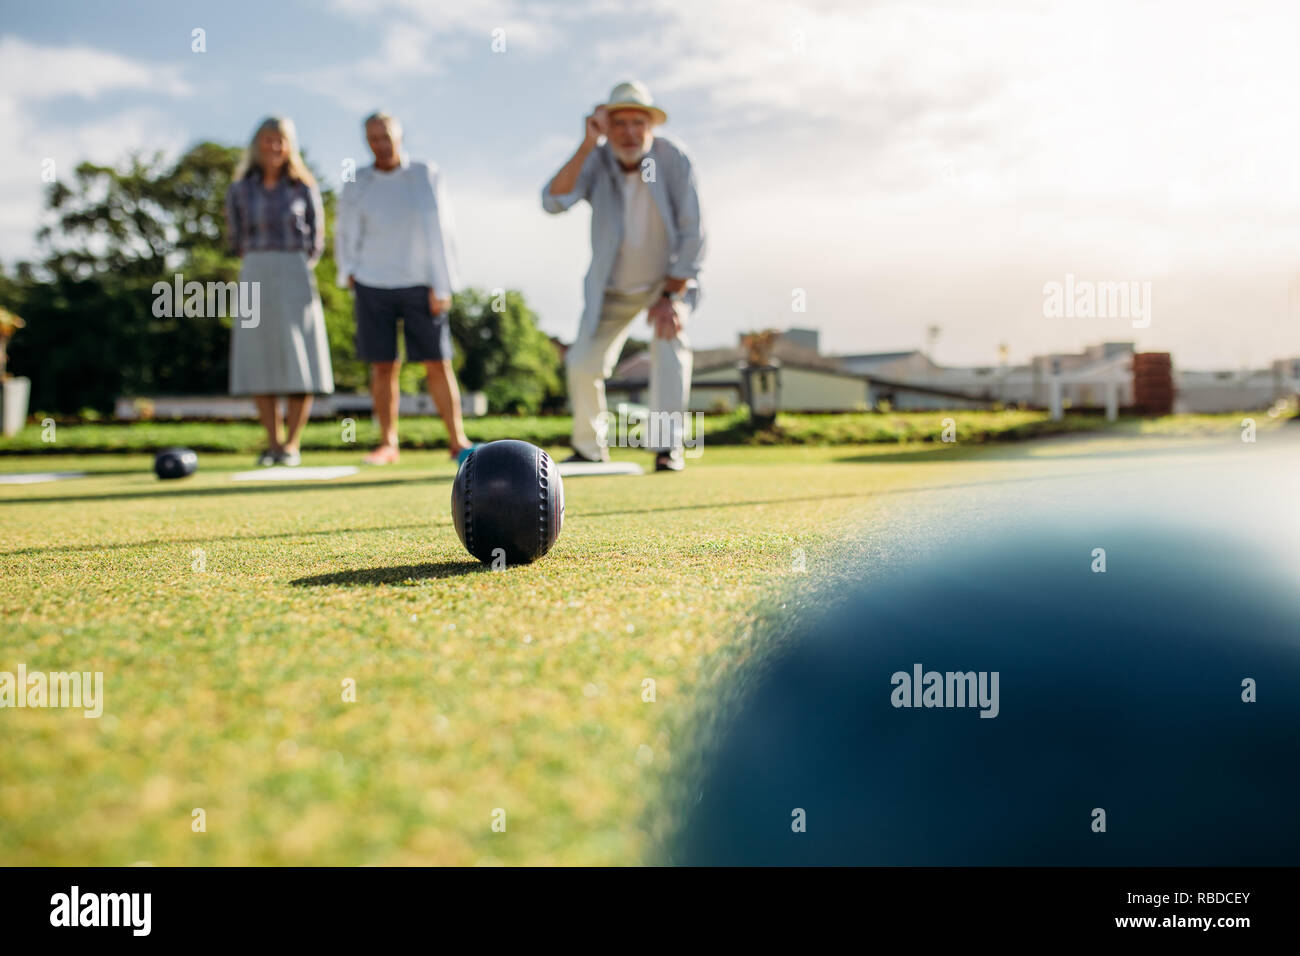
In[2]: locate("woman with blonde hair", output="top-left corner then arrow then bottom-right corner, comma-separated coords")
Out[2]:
225,116 -> 334,466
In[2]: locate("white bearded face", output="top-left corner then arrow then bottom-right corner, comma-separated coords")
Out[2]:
608,108 -> 653,166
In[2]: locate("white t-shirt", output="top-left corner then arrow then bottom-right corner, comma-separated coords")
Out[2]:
607,168 -> 670,294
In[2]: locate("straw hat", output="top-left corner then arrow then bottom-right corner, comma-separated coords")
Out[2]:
601,80 -> 667,125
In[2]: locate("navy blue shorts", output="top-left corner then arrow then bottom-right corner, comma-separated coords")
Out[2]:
353,282 -> 453,363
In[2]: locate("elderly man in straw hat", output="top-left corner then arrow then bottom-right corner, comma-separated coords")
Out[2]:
543,80 -> 705,472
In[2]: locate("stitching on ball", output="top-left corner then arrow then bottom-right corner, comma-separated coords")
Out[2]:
538,452 -> 549,557
463,451 -> 475,556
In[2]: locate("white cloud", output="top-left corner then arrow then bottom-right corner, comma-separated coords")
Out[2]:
0,37 -> 192,264
330,0 -> 559,44
0,35 -> 191,101
568,0 -> 1300,364
5,2 -> 1300,367
272,0 -> 563,110
266,22 -> 443,113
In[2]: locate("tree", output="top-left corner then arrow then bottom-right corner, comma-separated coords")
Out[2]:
4,143 -> 560,416
7,145 -> 241,412
448,289 -> 564,415
6,144 -> 369,412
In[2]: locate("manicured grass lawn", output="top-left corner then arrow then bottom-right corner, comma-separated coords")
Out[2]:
0,426 -> 1288,864
0,409 -> 1114,455
0,440 -> 986,865
3,408 -> 1289,456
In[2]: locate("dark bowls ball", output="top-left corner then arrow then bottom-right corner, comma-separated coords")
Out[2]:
451,440 -> 563,565
672,524 -> 1300,865
154,447 -> 198,480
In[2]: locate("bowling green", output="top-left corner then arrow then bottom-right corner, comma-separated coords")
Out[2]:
0,419 -> 1289,864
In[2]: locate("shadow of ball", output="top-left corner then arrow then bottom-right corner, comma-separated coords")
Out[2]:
154,447 -> 198,480
451,440 -> 564,565
671,524 -> 1300,865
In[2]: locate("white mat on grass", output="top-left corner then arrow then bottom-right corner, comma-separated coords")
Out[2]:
557,461 -> 644,477
0,471 -> 88,485
232,466 -> 359,482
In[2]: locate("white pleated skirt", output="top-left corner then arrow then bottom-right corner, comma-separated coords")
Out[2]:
229,250 -> 335,396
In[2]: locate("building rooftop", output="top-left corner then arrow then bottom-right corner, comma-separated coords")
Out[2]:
836,350 -> 921,363
609,340 -> 857,386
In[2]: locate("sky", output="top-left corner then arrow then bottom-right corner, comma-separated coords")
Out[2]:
2,0 -> 1299,369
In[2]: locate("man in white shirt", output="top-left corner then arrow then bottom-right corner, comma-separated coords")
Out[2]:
542,81 -> 705,472
336,112 -> 473,465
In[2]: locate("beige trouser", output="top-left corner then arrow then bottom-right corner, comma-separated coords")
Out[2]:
566,282 -> 692,460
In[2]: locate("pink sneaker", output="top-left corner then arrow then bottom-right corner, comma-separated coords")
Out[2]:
362,445 -> 400,466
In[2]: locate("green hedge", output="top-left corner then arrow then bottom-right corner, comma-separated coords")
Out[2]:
0,409 -> 1136,455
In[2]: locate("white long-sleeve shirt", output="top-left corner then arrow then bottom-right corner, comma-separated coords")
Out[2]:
335,156 -> 460,296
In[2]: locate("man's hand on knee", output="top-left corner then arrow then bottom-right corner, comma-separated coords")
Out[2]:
647,297 -> 684,340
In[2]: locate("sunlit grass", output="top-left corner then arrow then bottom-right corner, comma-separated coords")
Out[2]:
8,407 -> 1286,457
0,424 -> 1287,864
0,443 -> 964,864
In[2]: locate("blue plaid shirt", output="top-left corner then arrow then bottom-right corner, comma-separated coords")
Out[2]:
224,175 -> 324,263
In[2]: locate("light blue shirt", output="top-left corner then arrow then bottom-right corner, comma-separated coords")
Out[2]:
542,135 -> 705,334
